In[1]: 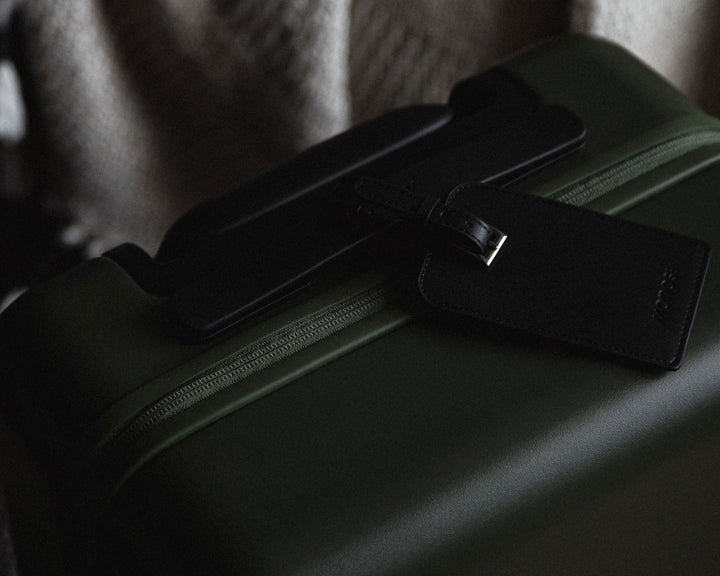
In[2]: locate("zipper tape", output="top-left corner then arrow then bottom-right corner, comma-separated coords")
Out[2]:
81,281 -> 413,516
550,129 -> 720,206
115,282 -> 398,445
105,282 -> 401,447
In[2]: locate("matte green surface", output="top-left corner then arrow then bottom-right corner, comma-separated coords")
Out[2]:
508,35 -> 720,206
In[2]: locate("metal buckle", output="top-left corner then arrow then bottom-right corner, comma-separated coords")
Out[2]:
454,224 -> 506,266
480,226 -> 507,266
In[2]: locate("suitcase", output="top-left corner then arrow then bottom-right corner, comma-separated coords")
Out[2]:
2,35 -> 720,575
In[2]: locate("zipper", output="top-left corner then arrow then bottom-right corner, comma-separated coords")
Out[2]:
550,129 -> 720,206
112,282 -> 398,446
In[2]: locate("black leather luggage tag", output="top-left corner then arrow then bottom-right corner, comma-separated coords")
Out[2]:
416,183 -> 710,369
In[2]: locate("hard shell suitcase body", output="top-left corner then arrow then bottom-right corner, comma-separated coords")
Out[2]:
2,35 -> 720,575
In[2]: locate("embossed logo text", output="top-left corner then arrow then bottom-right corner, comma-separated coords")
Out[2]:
652,267 -> 679,326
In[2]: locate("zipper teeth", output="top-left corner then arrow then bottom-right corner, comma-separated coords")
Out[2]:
551,129 -> 720,206
117,283 -> 395,444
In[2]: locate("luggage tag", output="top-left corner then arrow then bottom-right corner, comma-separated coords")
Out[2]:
355,180 -> 711,369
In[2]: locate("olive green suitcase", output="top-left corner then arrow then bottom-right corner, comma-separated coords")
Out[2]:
2,35 -> 720,575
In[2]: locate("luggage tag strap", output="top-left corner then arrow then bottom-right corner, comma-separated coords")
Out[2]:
354,178 -> 507,266
355,179 -> 710,370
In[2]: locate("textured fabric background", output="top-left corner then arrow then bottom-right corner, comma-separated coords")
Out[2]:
6,0 -> 720,253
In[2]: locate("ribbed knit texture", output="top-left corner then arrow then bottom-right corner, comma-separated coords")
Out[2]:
8,0 -> 720,252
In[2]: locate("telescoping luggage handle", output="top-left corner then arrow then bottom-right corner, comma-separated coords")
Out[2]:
156,68 -> 543,260
108,70 -> 588,338
156,104 -> 586,339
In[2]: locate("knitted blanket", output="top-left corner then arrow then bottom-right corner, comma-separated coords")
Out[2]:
6,0 -> 720,253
